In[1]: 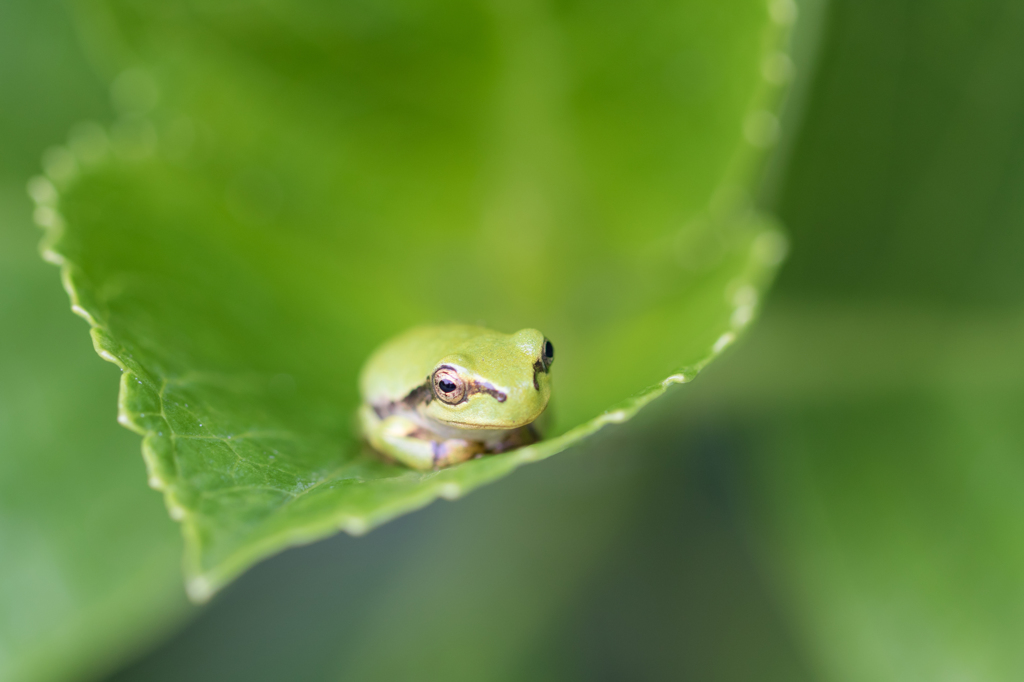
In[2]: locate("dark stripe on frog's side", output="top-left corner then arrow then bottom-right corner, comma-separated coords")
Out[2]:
403,381 -> 433,408
371,381 -> 432,419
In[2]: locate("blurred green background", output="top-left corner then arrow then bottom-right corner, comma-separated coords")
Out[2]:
3,0 -> 1024,681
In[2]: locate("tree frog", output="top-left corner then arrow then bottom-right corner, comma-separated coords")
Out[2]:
358,324 -> 554,470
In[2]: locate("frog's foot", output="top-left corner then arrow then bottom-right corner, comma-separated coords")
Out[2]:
431,438 -> 487,469
360,406 -> 487,471
378,426 -> 485,470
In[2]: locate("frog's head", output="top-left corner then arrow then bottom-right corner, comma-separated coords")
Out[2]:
422,328 -> 553,431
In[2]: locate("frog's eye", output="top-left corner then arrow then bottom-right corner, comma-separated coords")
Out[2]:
542,339 -> 555,368
432,366 -> 466,404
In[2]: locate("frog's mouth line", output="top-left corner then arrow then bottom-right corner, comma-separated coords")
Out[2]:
437,417 -> 538,430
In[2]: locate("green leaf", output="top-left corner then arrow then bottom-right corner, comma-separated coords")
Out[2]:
41,0 -> 793,598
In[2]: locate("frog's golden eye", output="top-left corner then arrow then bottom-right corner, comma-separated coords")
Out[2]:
432,366 -> 466,404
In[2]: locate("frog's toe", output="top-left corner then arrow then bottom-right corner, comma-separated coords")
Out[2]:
432,438 -> 486,468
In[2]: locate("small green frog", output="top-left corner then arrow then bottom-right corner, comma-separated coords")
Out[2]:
358,324 -> 554,470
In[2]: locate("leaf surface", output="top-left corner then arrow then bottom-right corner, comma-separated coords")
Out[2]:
43,0 -> 793,597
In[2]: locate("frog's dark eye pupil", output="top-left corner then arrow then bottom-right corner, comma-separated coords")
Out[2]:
544,340 -> 554,360
432,366 -> 467,404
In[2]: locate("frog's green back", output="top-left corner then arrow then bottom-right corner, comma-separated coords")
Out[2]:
359,324 -> 498,404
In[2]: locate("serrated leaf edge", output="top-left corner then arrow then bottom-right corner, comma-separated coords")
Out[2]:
30,0 -> 796,600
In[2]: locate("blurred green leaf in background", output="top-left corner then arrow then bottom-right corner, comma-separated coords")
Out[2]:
0,3 -> 187,682
737,1 -> 1024,679
3,0 -> 1024,681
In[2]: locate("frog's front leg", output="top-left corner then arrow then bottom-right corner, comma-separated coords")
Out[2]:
359,404 -> 485,471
